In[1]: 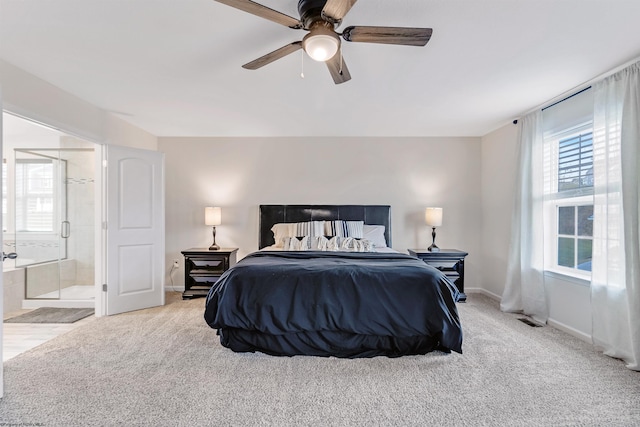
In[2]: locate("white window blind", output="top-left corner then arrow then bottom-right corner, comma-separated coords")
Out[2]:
558,131 -> 593,191
15,160 -> 55,232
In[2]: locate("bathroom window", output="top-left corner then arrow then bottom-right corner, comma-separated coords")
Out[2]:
15,159 -> 55,232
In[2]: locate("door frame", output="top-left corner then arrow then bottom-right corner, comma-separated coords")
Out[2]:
95,142 -> 105,316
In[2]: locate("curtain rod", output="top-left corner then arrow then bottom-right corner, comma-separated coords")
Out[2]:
513,55 -> 640,123
540,86 -> 592,111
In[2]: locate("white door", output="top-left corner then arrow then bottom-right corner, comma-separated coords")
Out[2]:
105,145 -> 164,315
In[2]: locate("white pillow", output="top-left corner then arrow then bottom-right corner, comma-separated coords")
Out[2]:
363,224 -> 387,248
271,223 -> 294,248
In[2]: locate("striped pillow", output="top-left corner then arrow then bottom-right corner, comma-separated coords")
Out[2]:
324,220 -> 364,238
292,221 -> 324,237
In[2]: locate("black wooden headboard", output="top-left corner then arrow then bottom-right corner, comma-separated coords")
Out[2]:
259,204 -> 391,249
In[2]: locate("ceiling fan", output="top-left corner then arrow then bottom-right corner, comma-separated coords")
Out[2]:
215,0 -> 433,84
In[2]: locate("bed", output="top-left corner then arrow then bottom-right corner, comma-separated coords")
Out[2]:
204,205 -> 462,358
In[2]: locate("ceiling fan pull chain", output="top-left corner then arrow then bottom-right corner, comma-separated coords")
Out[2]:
339,45 -> 343,75
300,50 -> 305,79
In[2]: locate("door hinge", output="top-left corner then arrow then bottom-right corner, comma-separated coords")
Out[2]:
102,284 -> 107,292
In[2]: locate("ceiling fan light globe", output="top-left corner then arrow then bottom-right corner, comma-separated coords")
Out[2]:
303,34 -> 339,62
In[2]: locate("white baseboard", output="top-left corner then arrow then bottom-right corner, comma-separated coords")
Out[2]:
165,285 -> 184,292
466,287 -> 502,301
467,287 -> 592,344
548,318 -> 592,343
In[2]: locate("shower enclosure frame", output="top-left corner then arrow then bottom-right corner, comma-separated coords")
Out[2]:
12,147 -> 95,303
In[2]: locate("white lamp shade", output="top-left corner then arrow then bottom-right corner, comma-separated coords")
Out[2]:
205,207 -> 222,226
425,207 -> 443,227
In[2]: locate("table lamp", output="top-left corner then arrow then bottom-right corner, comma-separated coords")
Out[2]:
425,207 -> 443,252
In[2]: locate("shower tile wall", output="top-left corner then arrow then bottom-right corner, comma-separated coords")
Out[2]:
65,149 -> 95,286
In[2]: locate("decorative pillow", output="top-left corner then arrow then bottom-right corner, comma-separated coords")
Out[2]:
281,235 -> 373,252
282,236 -> 311,251
271,221 -> 325,247
326,236 -> 374,252
310,235 -> 329,251
362,224 -> 387,248
324,220 -> 364,238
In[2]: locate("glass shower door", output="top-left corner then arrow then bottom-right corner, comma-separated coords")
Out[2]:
14,149 -> 67,299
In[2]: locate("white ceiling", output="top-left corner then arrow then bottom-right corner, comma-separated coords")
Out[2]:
2,0 -> 640,138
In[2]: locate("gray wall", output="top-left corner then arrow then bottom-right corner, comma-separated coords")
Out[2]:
160,136 -> 483,290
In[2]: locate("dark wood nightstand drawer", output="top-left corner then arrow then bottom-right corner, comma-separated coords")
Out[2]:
188,257 -> 227,274
188,274 -> 223,285
426,260 -> 459,272
181,248 -> 238,299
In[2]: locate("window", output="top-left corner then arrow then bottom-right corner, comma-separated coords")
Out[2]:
557,204 -> 593,271
15,159 -> 55,232
544,127 -> 594,277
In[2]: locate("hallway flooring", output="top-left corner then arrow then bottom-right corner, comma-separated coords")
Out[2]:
2,309 -> 94,361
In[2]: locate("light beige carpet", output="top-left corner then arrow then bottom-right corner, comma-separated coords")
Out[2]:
1,293 -> 638,426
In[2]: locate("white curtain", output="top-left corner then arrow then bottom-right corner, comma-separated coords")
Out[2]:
501,111 -> 549,324
591,61 -> 640,371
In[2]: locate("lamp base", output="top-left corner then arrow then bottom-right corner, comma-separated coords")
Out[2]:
428,226 -> 440,252
209,225 -> 220,250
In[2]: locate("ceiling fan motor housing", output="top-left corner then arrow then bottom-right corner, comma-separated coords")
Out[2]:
298,0 -> 332,29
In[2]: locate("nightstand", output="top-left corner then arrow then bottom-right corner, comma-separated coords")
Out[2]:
181,248 -> 238,299
408,249 -> 468,302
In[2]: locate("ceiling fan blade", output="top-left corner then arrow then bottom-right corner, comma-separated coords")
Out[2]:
242,42 -> 303,70
322,0 -> 358,24
215,0 -> 302,29
342,26 -> 433,46
326,53 -> 351,84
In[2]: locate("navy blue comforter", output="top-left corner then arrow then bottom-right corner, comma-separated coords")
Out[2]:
204,251 -> 462,358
